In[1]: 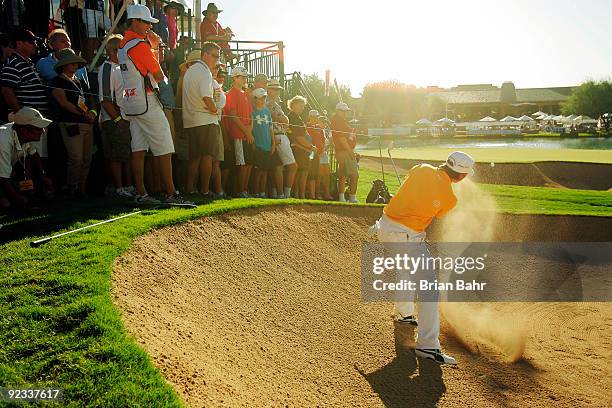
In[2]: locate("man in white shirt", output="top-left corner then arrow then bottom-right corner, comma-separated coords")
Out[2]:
98,34 -> 134,199
182,41 -> 221,198
0,107 -> 52,210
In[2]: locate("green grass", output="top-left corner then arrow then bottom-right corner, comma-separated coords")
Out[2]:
1,170 -> 610,406
359,147 -> 612,164
358,167 -> 612,217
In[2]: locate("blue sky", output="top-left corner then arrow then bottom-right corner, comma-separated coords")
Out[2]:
218,0 -> 612,95
52,0 -> 612,96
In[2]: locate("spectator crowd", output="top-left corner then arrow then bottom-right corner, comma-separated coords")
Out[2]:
0,2 -> 359,212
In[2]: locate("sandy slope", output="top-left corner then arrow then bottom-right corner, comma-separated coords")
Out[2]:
113,206 -> 611,407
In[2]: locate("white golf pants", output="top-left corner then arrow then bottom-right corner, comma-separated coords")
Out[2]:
375,219 -> 441,350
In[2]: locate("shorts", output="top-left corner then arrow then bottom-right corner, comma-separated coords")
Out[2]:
292,147 -> 311,171
308,153 -> 320,181
82,9 -> 104,38
336,150 -> 359,177
234,139 -> 254,166
274,134 -> 296,166
254,147 -> 282,170
101,120 -> 131,162
215,124 -> 224,162
185,124 -> 220,160
129,95 -> 175,156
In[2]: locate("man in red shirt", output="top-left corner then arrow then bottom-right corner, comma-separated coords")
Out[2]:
223,66 -> 253,198
331,102 -> 359,202
118,4 -> 190,205
199,3 -> 238,64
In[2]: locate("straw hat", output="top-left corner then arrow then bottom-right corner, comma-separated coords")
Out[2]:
179,49 -> 202,71
53,48 -> 86,73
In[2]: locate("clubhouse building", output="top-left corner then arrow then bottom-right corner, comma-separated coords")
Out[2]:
430,82 -> 575,121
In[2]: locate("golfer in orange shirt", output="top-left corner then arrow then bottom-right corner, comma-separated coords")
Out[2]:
371,151 -> 475,365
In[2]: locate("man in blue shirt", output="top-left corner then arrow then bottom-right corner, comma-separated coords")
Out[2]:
36,29 -> 89,87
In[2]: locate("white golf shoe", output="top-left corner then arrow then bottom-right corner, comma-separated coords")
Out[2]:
415,348 -> 457,365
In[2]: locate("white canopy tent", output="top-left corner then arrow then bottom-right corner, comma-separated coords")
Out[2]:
416,118 -> 432,125
532,111 -> 546,117
573,115 -> 597,124
518,115 -> 534,121
500,116 -> 518,122
479,116 -> 497,122
435,117 -> 455,124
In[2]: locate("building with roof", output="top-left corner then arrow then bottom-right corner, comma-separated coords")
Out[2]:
431,82 -> 575,121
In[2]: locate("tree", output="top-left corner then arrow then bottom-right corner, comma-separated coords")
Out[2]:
561,80 -> 612,118
296,73 -> 352,113
360,81 -> 440,126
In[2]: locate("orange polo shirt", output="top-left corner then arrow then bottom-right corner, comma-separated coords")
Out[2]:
120,30 -> 161,91
383,164 -> 457,232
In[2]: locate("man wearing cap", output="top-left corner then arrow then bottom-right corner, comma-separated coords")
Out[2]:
0,107 -> 53,210
210,59 -> 227,198
199,3 -> 238,64
182,41 -> 222,198
266,79 -> 296,199
117,4 -> 190,205
224,66 -> 253,198
371,151 -> 475,365
331,102 -> 358,203
0,29 -> 49,157
248,73 -> 268,104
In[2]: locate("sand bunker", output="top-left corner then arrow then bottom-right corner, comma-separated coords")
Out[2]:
113,206 -> 611,407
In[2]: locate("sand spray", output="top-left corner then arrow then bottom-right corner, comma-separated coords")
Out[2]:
437,179 -> 527,362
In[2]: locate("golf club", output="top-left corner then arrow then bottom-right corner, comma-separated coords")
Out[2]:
30,202 -> 197,247
387,141 -> 402,185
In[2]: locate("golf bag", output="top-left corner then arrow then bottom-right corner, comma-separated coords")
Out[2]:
366,179 -> 391,204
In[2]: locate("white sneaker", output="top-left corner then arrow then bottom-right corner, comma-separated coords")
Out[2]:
415,348 -> 457,365
338,194 -> 347,203
115,187 -> 134,199
348,197 -> 359,203
134,194 -> 160,205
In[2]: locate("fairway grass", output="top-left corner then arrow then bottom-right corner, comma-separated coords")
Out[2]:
1,171 -> 611,406
358,147 -> 612,164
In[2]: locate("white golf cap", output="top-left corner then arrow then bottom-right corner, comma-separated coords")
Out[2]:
9,107 -> 52,128
309,109 -> 319,117
230,66 -> 249,77
446,151 -> 475,176
127,4 -> 159,24
336,102 -> 351,111
252,87 -> 267,99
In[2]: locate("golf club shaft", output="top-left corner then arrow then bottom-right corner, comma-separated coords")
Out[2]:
387,149 -> 402,185
30,209 -> 143,247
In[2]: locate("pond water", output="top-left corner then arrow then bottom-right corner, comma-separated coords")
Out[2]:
357,137 -> 612,151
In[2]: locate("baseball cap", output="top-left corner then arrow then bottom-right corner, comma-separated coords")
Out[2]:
230,66 -> 249,77
254,73 -> 268,83
127,4 -> 159,24
12,28 -> 40,44
445,151 -> 475,176
336,102 -> 351,111
252,88 -> 267,99
9,107 -> 52,128
309,109 -> 319,117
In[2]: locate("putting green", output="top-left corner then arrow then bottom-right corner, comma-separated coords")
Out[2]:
358,147 -> 612,164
